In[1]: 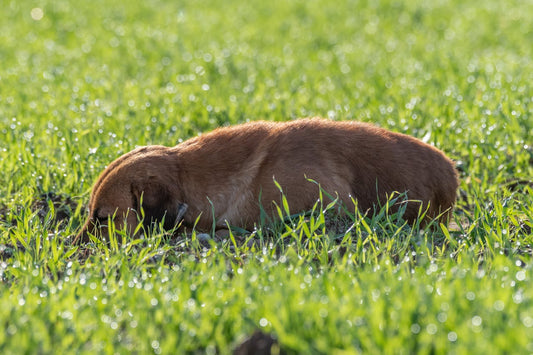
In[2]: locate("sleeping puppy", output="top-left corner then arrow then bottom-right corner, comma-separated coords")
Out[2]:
75,118 -> 459,243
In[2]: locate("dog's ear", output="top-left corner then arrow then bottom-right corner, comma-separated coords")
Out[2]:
131,179 -> 186,230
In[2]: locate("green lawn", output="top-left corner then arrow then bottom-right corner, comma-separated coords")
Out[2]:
1,0 -> 533,353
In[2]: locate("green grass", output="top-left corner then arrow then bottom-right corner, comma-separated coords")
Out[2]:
1,0 -> 533,353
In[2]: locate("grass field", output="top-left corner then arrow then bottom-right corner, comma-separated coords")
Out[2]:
1,0 -> 533,353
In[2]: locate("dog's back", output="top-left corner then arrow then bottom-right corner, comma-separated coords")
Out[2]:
175,119 -> 459,229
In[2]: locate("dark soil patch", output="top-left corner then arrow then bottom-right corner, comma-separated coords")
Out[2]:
234,330 -> 284,355
0,192 -> 79,259
1,192 -> 78,227
31,192 -> 78,225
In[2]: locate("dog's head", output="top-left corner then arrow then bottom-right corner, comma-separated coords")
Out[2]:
75,146 -> 187,244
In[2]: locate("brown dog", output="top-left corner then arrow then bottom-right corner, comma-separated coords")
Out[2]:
75,119 -> 459,243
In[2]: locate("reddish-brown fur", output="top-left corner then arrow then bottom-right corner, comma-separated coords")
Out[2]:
75,119 -> 459,243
